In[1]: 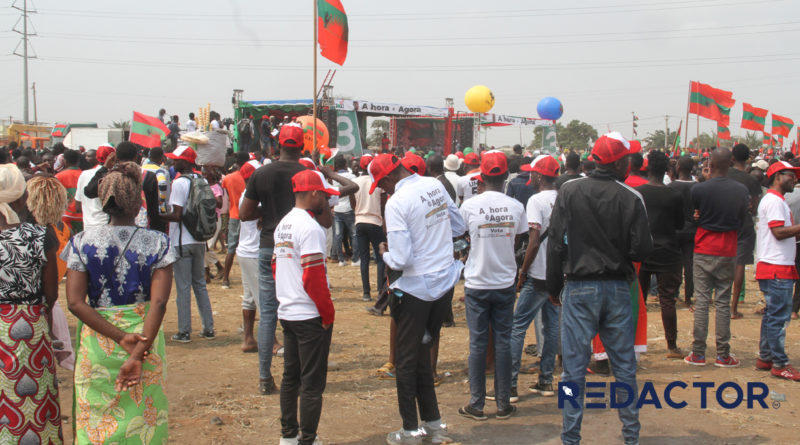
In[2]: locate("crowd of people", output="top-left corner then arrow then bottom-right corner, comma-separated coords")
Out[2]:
2,122 -> 800,445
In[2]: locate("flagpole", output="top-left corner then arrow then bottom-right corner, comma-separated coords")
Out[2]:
313,0 -> 318,159
684,81 -> 691,151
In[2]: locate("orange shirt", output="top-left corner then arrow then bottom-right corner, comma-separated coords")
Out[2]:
55,167 -> 83,221
221,171 -> 246,220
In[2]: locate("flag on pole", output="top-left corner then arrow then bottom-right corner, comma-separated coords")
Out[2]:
717,124 -> 731,140
688,81 -> 735,123
763,131 -> 771,147
772,114 -> 795,138
130,111 -> 169,148
741,103 -> 768,132
317,0 -> 349,66
672,119 -> 682,151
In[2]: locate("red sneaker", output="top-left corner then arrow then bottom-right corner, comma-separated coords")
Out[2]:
755,358 -> 773,371
771,365 -> 800,381
684,352 -> 706,366
715,355 -> 741,368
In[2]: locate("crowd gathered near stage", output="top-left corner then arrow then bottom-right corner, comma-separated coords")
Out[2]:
4,111 -> 800,445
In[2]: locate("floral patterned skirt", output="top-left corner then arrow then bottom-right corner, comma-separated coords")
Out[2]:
0,304 -> 63,445
73,303 -> 167,445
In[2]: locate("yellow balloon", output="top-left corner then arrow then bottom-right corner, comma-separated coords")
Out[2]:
464,85 -> 495,113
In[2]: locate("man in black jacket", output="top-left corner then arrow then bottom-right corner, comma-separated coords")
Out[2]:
547,132 -> 652,445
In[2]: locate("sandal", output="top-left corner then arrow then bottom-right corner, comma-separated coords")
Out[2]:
731,312 -> 744,320
377,362 -> 395,380
433,373 -> 442,387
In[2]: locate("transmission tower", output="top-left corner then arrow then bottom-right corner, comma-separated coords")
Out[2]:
12,0 -> 37,124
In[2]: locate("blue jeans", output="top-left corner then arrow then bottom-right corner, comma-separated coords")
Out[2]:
464,286 -> 515,410
758,278 -> 794,368
174,243 -> 214,334
510,277 -> 560,388
561,280 -> 639,445
333,210 -> 357,262
355,223 -> 386,296
258,247 -> 279,381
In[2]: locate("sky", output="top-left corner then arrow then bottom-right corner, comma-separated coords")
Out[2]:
1,0 -> 799,148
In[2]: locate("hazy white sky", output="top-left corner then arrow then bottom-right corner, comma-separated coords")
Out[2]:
2,0 -> 798,147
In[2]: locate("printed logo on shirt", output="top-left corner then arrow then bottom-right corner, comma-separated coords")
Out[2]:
419,187 -> 449,228
276,241 -> 294,249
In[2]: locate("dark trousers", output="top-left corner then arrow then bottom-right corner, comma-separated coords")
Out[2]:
793,244 -> 800,313
279,317 -> 332,445
356,222 -> 386,296
679,238 -> 695,303
639,268 -> 681,350
391,289 -> 453,431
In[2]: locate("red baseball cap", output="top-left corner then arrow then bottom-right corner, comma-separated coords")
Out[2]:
299,157 -> 317,170
96,143 -> 116,163
522,154 -> 560,178
767,160 -> 800,178
367,153 -> 402,194
629,140 -> 643,154
402,152 -> 426,175
239,159 -> 262,181
464,152 -> 481,166
359,154 -> 374,170
455,151 -> 465,159
591,132 -> 631,165
480,150 -> 508,176
292,169 -> 340,195
640,157 -> 649,172
279,124 -> 305,148
165,145 -> 197,163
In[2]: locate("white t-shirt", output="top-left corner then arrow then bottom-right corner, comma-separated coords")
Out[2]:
210,120 -> 221,130
168,175 -> 206,246
186,119 -> 197,132
333,171 -> 356,213
457,171 -> 480,204
353,175 -> 383,226
460,191 -> 527,289
444,171 -> 460,203
756,191 -> 796,267
75,166 -> 109,228
236,195 -> 260,258
274,208 -> 328,321
526,189 -> 558,279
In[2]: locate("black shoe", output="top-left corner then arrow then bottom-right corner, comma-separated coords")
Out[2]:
529,381 -> 555,397
524,344 -> 538,356
362,293 -> 372,302
496,405 -> 517,420
171,332 -> 191,343
588,359 -> 611,376
259,377 -> 278,395
458,405 -> 487,421
486,387 -> 518,403
442,321 -> 455,328
365,306 -> 383,316
199,330 -> 216,340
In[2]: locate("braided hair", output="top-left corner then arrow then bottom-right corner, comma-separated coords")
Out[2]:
26,175 -> 67,227
99,161 -> 142,217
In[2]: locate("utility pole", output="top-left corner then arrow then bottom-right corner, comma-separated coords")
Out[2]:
665,115 -> 669,149
12,0 -> 37,124
31,82 -> 37,124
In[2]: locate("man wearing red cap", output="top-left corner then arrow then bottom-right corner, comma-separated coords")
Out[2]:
457,151 -> 527,422
457,153 -> 481,204
368,153 -> 465,445
685,147 -> 749,368
547,132 -> 652,445
161,145 -> 216,344
239,124 -> 357,396
755,161 -> 800,380
274,169 -> 338,445
509,154 -> 561,401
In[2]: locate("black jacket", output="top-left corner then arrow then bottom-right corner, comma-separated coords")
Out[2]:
84,167 -> 166,234
546,168 -> 653,297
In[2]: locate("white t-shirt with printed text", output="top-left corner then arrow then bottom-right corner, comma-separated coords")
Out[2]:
757,190 -> 796,266
457,171 -> 480,203
460,191 -> 527,289
526,189 -> 558,279
274,208 -> 329,321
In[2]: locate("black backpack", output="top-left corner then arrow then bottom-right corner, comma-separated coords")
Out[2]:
180,174 -> 218,244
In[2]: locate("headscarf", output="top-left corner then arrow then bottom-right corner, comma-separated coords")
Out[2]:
99,161 -> 142,217
0,164 -> 26,224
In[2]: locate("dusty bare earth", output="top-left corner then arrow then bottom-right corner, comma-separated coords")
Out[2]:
55,262 -> 799,445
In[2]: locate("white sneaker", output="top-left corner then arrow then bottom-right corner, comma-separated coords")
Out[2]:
338,261 -> 346,267
420,420 -> 452,444
351,261 -> 361,267
278,437 -> 298,445
386,429 -> 423,445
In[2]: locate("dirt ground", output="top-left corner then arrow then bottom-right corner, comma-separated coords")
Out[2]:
54,261 -> 800,445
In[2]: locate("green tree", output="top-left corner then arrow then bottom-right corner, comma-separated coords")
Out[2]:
644,129 -> 680,150
528,119 -> 598,151
738,132 -> 763,150
367,119 -> 389,147
111,120 -> 130,131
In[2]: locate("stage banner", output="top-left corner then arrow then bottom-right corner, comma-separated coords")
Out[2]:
336,110 -> 363,155
542,124 -> 558,154
334,99 -> 449,117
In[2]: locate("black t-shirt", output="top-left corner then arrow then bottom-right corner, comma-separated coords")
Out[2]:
691,176 -> 748,232
727,167 -> 761,228
637,184 -> 685,271
667,179 -> 697,241
555,173 -> 581,190
244,160 -> 306,248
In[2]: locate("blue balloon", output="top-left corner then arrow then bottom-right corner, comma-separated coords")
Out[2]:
537,97 -> 563,120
